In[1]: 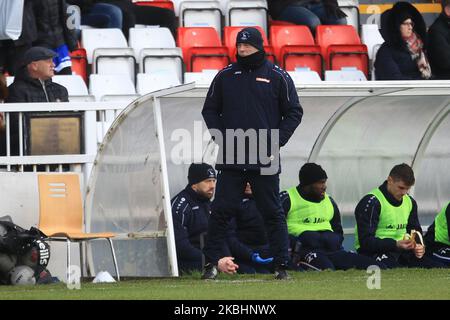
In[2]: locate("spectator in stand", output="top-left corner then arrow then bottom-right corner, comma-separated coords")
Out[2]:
427,0 -> 450,80
98,0 -> 177,39
375,1 -> 432,80
0,0 -> 37,76
31,0 -> 78,75
267,0 -> 347,35
67,0 -> 123,29
4,47 -> 69,156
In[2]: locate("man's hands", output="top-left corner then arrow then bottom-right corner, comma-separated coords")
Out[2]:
397,230 -> 425,259
251,253 -> 274,264
218,257 -> 239,274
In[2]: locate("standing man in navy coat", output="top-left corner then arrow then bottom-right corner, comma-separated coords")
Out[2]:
201,27 -> 303,280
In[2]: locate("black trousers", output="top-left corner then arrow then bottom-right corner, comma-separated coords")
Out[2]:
203,170 -> 289,267
372,251 -> 446,269
297,249 -> 387,271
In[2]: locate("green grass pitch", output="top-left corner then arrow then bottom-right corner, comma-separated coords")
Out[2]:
0,268 -> 448,300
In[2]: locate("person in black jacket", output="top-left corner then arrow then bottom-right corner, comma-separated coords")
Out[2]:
427,0 -> 450,79
375,1 -> 431,80
0,0 -> 37,76
281,163 -> 384,271
32,0 -> 78,75
424,202 -> 450,267
201,27 -> 303,280
171,163 -> 218,273
3,47 -> 69,156
354,163 -> 444,268
267,0 -> 347,35
226,183 -> 273,274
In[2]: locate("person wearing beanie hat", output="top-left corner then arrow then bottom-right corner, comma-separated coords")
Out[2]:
201,22 -> 303,280
354,163 -> 444,269
170,163 -> 218,274
280,163 -> 386,271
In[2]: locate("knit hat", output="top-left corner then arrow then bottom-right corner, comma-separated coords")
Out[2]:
236,27 -> 264,51
188,163 -> 216,185
299,163 -> 328,186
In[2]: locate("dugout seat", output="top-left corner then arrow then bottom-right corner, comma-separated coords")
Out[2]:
38,173 -> 120,282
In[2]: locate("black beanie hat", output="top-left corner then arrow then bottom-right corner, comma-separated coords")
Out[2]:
236,27 -> 264,51
299,163 -> 328,186
188,163 -> 216,185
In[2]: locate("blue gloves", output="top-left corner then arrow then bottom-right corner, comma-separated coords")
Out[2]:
251,253 -> 273,265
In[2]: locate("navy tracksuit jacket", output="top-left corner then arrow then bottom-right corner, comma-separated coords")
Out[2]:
201,59 -> 302,267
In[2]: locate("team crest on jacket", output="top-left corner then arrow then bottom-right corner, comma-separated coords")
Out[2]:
256,77 -> 270,83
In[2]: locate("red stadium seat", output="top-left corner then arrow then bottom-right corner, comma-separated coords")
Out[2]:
134,0 -> 174,11
270,25 -> 322,76
315,25 -> 369,78
223,26 -> 275,63
177,27 -> 230,72
70,48 -> 88,84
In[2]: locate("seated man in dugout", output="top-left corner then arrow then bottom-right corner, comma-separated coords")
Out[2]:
354,163 -> 445,268
170,163 -> 237,275
424,202 -> 450,267
281,163 -> 385,271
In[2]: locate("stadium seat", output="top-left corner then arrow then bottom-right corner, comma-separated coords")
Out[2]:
177,27 -> 230,72
315,25 -> 369,78
92,48 -> 136,84
338,0 -> 360,33
37,173 -> 120,281
184,69 -> 219,86
325,67 -> 367,81
70,48 -> 88,84
360,24 -> 384,61
288,69 -> 322,84
139,47 -> 184,83
136,72 -> 181,94
81,28 -> 128,64
223,26 -> 275,63
270,25 -> 322,76
134,0 -> 175,11
269,19 -> 296,26
52,75 -> 89,96
128,27 -> 176,60
179,1 -> 223,38
89,74 -> 136,101
226,0 -> 268,35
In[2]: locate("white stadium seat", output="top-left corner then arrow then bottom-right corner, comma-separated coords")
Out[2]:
52,75 -> 89,96
226,0 -> 268,35
325,67 -> 367,81
136,72 -> 181,94
89,74 -> 136,101
128,27 -> 176,60
81,28 -> 128,64
288,69 -> 322,84
92,48 -> 136,84
139,47 -> 184,83
179,1 -> 223,38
